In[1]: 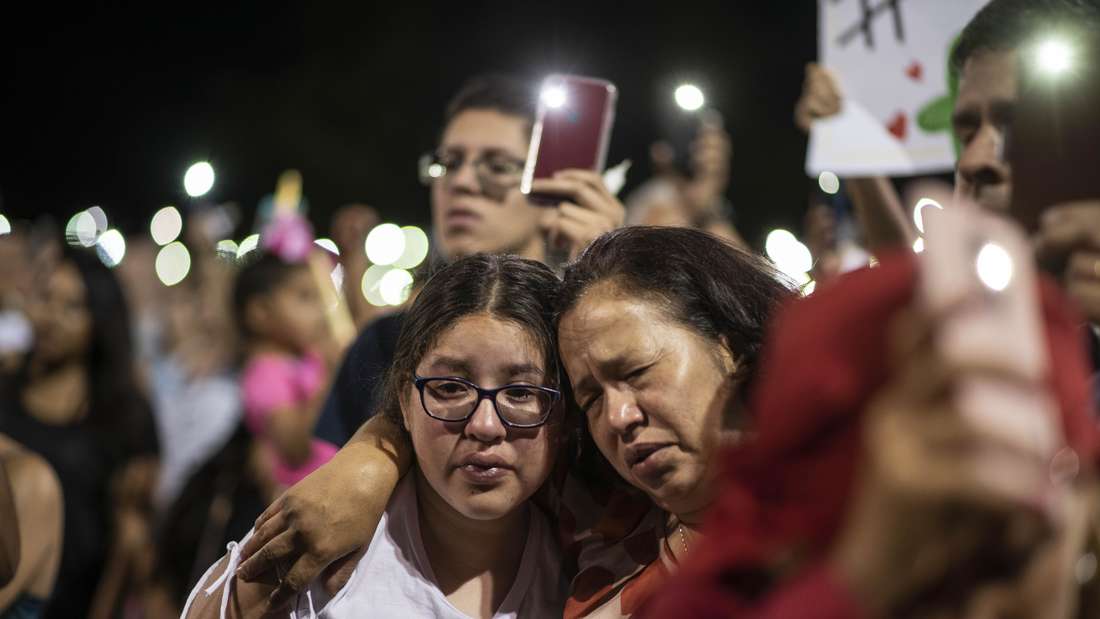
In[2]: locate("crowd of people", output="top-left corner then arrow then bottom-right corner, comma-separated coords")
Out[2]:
3,0 -> 1100,617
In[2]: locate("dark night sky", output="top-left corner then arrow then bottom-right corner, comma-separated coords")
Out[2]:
0,2 -> 819,248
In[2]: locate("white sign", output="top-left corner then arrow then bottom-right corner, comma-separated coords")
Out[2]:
807,0 -> 989,177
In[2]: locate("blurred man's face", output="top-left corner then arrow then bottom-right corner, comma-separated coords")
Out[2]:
430,109 -> 543,261
953,50 -> 1018,214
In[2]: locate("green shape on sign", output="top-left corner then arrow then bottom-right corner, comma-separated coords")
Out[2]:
917,94 -> 953,133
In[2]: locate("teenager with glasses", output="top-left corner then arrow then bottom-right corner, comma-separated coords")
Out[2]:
184,254 -> 569,618
315,74 -> 625,447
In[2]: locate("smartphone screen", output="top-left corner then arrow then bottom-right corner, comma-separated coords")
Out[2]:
1009,31 -> 1100,232
521,75 -> 618,204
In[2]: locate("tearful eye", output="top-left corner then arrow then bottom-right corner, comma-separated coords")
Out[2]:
428,381 -> 470,399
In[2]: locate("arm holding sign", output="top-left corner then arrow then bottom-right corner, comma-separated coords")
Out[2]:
796,63 -> 916,255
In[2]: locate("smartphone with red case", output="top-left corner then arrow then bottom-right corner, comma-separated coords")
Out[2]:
521,75 -> 618,205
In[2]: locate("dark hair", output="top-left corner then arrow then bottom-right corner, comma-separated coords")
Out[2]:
231,252 -> 307,342
557,227 -> 793,392
442,74 -> 536,137
61,246 -> 157,458
951,0 -> 1100,76
379,254 -> 561,428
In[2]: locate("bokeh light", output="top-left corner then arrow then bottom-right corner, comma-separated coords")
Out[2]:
155,241 -> 191,286
542,85 -> 567,109
1037,38 -> 1073,75
913,237 -> 925,253
764,228 -> 813,278
215,239 -> 238,257
66,211 -> 99,247
0,214 -> 10,236
379,268 -> 414,306
314,238 -> 340,256
393,226 -> 430,269
674,84 -> 705,111
184,161 -> 216,198
361,264 -> 390,307
87,206 -> 108,235
976,242 -> 1013,292
818,171 -> 840,195
912,198 -> 944,234
236,234 -> 260,260
150,206 -> 183,246
365,223 -> 405,265
427,163 -> 445,179
95,229 -> 126,268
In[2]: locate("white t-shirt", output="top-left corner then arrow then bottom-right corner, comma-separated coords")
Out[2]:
290,474 -> 567,619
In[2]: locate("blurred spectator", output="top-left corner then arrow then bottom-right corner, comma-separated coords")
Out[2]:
626,117 -> 747,248
0,246 -> 159,619
232,223 -> 340,491
328,203 -> 391,329
0,434 -> 62,618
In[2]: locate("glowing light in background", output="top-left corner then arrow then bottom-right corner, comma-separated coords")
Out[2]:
542,85 -> 567,109
184,161 -> 216,198
236,234 -> 260,260
0,214 -> 10,236
365,223 -> 405,265
314,238 -> 340,255
95,229 -> 126,268
913,198 -> 944,234
393,226 -> 429,269
913,237 -> 925,253
1037,38 -> 1073,75
155,242 -> 191,286
674,84 -> 705,111
803,280 -> 817,296
427,163 -> 446,179
150,206 -> 183,246
818,171 -> 840,195
976,242 -> 1013,291
87,206 -> 108,235
764,229 -> 813,279
361,265 -> 390,307
329,263 -> 345,300
215,239 -> 238,257
379,268 -> 414,306
66,211 -> 99,247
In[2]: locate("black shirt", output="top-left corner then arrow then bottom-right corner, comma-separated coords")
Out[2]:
314,313 -> 405,445
0,394 -> 158,618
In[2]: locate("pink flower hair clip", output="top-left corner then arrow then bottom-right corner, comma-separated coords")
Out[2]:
261,213 -> 315,263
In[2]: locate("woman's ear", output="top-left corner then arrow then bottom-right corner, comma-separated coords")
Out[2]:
397,386 -> 413,431
718,335 -> 740,378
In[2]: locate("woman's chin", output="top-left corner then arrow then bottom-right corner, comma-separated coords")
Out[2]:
447,486 -> 523,521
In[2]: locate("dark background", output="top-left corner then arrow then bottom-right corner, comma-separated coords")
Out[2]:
0,1 -> 819,248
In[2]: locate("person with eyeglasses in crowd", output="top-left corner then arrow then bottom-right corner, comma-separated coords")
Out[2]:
313,74 -> 625,448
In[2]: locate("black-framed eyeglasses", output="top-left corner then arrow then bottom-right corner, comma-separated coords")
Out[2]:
413,375 -> 560,428
417,150 -> 527,192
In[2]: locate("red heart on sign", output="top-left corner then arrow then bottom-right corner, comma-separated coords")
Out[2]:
887,112 -> 907,141
906,60 -> 923,81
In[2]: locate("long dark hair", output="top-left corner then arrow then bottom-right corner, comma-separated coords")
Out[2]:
62,246 -> 156,457
557,227 -> 792,394
378,254 -> 562,429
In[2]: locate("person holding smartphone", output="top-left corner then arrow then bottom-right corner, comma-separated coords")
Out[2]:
314,75 -> 625,447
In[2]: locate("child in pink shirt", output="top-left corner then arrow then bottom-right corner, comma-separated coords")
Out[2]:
233,215 -> 339,487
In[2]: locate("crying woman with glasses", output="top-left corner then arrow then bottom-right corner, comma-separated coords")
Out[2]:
183,253 -> 570,619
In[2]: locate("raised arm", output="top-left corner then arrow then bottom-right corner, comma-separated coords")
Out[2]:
235,415 -> 412,608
